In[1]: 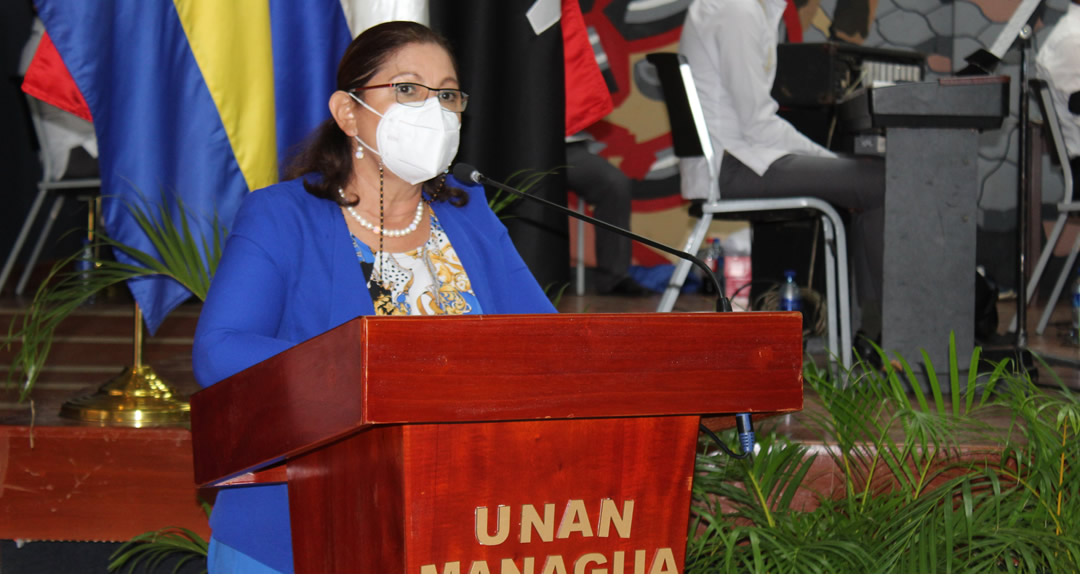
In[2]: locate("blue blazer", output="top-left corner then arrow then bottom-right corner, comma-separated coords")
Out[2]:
192,175 -> 555,572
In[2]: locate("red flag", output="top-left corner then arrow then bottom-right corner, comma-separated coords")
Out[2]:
563,0 -> 613,136
784,0 -> 803,43
22,31 -> 92,122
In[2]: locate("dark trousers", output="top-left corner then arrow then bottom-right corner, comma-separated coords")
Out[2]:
566,141 -> 633,292
720,152 -> 886,335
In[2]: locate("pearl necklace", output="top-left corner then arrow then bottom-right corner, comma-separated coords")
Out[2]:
337,187 -> 425,237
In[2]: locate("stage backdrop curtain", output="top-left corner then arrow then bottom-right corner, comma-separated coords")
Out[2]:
24,0 -> 352,334
430,0 -> 570,290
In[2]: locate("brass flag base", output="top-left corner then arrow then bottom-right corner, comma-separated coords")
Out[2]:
59,364 -> 190,427
59,302 -> 189,427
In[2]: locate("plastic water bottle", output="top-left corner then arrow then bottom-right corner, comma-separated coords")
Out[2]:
723,229 -> 752,309
780,269 -> 801,312
76,237 -> 96,306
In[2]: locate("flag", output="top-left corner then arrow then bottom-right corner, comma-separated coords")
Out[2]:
21,31 -> 91,122
26,0 -> 353,334
563,0 -> 614,136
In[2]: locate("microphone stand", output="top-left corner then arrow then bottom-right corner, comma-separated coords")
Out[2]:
454,165 -> 756,455
1017,26 -> 1031,351
1010,26 -> 1038,376
962,21 -> 1039,377
456,166 -> 733,312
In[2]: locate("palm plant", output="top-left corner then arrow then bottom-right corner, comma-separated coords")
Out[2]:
488,167 -> 565,217
3,193 -> 225,402
688,336 -> 1080,573
108,501 -> 211,573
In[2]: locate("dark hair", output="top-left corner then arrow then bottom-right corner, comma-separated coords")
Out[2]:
283,21 -> 468,206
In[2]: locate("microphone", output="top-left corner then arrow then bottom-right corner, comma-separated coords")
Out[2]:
453,163 -> 732,312
735,413 -> 755,456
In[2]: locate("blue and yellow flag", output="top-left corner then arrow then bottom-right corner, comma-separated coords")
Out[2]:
34,1 -> 352,333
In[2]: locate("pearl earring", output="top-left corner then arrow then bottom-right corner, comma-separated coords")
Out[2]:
353,135 -> 364,160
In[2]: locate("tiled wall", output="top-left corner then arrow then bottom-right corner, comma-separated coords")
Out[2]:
807,0 -> 1070,220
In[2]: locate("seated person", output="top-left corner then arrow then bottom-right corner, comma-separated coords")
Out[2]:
1037,0 -> 1080,192
566,132 -> 650,295
192,21 -> 554,574
679,0 -> 886,340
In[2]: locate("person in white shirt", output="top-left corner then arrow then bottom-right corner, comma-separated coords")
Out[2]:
1037,0 -> 1080,194
679,0 -> 885,340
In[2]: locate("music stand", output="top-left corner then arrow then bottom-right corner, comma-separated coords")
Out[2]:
959,2 -> 1045,377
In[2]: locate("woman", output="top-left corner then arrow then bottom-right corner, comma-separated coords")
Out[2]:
192,21 -> 555,573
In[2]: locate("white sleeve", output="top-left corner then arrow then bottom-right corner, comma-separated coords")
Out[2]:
1046,38 -> 1080,96
713,7 -> 835,158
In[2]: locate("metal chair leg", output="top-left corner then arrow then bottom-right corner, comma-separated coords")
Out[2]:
686,198 -> 852,369
0,188 -> 50,294
813,204 -> 852,371
1011,212 -> 1068,332
658,212 -> 714,312
821,215 -> 840,376
1036,230 -> 1080,335
829,212 -> 853,371
16,195 -> 66,296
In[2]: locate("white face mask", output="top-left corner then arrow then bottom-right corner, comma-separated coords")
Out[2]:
350,93 -> 460,185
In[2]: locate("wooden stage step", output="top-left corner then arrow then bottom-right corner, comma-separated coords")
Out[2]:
0,300 -> 201,422
1,298 -> 209,543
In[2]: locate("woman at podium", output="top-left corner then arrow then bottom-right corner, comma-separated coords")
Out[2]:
192,21 -> 554,573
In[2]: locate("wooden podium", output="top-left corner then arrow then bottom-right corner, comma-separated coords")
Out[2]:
190,313 -> 803,573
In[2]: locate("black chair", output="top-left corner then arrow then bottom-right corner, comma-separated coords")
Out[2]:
0,93 -> 101,295
646,52 -> 853,369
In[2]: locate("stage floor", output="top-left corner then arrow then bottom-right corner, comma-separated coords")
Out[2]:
0,286 -> 1074,544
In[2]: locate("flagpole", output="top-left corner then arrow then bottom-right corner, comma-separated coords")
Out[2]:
59,302 -> 190,427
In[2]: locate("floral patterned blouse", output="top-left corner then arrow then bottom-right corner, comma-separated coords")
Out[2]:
352,212 -> 482,316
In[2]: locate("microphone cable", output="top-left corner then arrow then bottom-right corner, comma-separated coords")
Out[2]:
698,420 -> 754,460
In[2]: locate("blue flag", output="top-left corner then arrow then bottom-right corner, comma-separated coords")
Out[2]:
35,0 -> 352,333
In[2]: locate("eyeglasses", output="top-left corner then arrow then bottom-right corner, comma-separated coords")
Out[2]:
350,82 -> 469,113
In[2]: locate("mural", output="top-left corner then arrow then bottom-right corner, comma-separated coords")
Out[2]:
578,0 -> 1073,288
